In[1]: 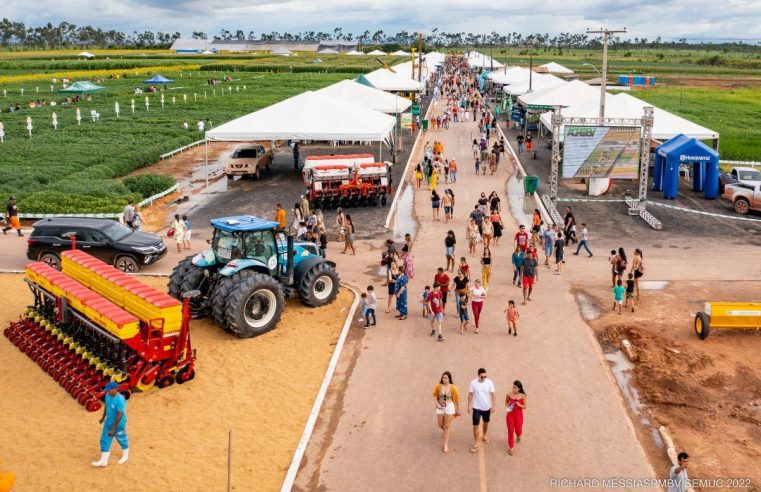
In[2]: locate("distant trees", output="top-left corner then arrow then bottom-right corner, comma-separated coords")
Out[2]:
0,18 -> 758,53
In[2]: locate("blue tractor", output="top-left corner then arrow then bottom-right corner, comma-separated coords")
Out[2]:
168,216 -> 339,337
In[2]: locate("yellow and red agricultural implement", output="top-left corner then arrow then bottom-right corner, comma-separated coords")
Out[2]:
4,250 -> 195,411
694,302 -> 761,339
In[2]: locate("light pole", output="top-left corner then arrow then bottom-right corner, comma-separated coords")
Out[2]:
586,27 -> 627,118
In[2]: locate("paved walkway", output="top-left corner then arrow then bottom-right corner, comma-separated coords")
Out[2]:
296,95 -> 656,491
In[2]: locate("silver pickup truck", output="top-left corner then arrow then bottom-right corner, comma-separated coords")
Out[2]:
723,181 -> 761,215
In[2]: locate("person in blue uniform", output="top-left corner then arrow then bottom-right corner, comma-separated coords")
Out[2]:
91,381 -> 129,466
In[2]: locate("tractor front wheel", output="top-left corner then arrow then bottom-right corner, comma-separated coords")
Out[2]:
694,312 -> 711,340
224,274 -> 284,338
212,271 -> 257,333
299,262 -> 340,308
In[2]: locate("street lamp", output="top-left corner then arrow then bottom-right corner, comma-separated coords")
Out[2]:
582,63 -> 601,76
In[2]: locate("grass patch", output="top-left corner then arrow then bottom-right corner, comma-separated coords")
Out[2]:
633,87 -> 761,161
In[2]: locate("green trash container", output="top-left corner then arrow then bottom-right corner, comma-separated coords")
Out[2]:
523,175 -> 539,195
422,119 -> 429,132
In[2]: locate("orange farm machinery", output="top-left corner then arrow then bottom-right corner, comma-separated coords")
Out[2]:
4,250 -> 195,412
302,154 -> 393,209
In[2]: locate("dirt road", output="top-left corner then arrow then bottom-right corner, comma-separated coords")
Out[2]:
295,95 -> 655,491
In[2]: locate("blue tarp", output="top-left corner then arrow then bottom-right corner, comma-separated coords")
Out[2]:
654,134 -> 720,199
142,75 -> 174,84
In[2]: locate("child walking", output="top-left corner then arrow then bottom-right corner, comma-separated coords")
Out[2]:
366,286 -> 377,326
612,279 -> 625,315
505,300 -> 519,337
458,293 -> 470,334
625,274 -> 636,312
421,285 -> 431,318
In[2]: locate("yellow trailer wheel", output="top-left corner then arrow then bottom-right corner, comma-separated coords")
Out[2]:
695,312 -> 711,340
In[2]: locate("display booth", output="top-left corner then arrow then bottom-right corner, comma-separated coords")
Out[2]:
653,134 -> 720,200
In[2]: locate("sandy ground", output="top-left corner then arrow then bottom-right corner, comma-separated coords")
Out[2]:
294,95 -> 655,491
0,273 -> 354,491
579,279 -> 761,489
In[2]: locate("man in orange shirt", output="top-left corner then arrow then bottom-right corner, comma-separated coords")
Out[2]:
274,203 -> 286,234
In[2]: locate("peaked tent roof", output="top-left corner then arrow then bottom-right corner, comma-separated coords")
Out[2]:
77,51 -> 95,58
539,62 -> 574,74
362,67 -> 424,92
143,74 -> 174,84
504,74 -> 566,95
205,91 -> 396,142
271,47 -> 292,55
466,51 -> 504,68
312,58 -> 323,63
656,134 -> 719,159
487,67 -> 531,84
391,50 -> 410,56
367,49 -> 387,55
517,80 -> 599,109
315,79 -> 412,114
539,92 -> 719,141
317,48 -> 339,54
345,50 -> 364,56
57,81 -> 105,93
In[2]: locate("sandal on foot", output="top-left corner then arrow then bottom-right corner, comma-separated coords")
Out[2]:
470,446 -> 480,453
482,437 -> 489,444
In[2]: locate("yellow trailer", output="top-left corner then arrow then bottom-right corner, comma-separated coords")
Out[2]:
694,302 -> 761,339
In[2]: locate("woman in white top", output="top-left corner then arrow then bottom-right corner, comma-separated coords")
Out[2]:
291,203 -> 304,236
470,279 -> 487,333
171,213 -> 186,254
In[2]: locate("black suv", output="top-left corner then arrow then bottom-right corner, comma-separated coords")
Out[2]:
27,218 -> 167,273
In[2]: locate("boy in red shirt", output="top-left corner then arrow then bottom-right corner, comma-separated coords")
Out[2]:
514,225 -> 529,252
427,284 -> 445,341
434,267 -> 451,313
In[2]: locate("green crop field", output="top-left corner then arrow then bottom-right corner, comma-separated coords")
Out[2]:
633,86 -> 761,161
0,67 -> 355,213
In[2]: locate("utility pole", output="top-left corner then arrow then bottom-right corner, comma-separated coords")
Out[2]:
418,32 -> 423,82
586,27 -> 626,118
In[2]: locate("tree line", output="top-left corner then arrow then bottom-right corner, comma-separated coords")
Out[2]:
1,19 -> 759,53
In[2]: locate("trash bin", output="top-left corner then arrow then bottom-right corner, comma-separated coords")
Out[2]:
523,175 -> 539,195
422,119 -> 429,132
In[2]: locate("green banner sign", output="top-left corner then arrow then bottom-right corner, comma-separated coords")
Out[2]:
411,105 -> 421,115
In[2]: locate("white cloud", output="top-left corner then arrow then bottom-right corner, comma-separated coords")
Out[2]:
2,0 -> 760,41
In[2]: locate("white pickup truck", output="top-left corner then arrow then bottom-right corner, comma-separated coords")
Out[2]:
719,166 -> 761,193
723,181 -> 761,215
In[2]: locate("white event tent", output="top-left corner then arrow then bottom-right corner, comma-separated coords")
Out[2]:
487,67 -> 532,85
539,62 -> 574,74
314,79 -> 412,114
77,51 -> 95,58
466,51 -> 504,68
517,80 -> 600,109
539,92 -> 719,141
317,48 -> 339,55
345,50 -> 364,56
504,74 -> 566,96
362,67 -> 424,92
205,91 -> 396,142
367,49 -> 387,56
391,50 -> 410,56
271,48 -> 292,56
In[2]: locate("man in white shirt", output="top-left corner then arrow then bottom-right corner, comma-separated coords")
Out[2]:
668,452 -> 689,492
467,368 -> 496,453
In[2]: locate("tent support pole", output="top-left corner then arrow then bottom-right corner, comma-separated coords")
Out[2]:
205,139 -> 209,190
379,140 -> 382,162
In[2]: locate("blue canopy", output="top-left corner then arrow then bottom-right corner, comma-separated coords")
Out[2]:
654,134 -> 720,199
143,75 -> 174,84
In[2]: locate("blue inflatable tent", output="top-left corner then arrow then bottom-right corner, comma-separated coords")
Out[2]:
653,134 -> 720,200
142,75 -> 174,84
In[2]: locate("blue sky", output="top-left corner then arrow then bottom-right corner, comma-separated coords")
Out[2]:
4,0 -> 761,42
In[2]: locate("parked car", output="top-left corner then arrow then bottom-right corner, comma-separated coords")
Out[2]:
719,166 -> 761,193
722,182 -> 761,215
225,144 -> 274,180
27,218 -> 167,272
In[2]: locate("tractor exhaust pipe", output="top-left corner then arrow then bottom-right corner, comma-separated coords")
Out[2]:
286,234 -> 294,286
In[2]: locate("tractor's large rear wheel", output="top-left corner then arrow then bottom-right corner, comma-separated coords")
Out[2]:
299,262 -> 340,308
224,274 -> 284,338
168,256 -> 194,300
180,265 -> 212,318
